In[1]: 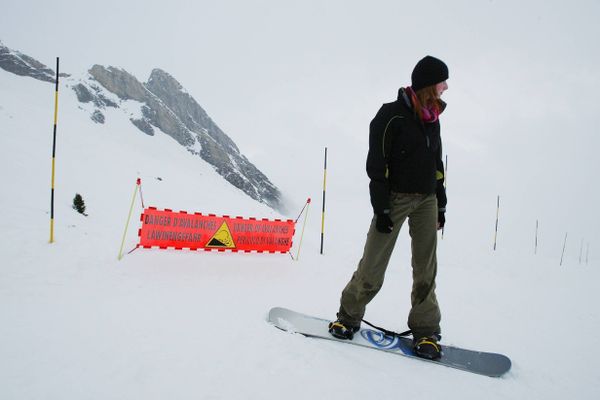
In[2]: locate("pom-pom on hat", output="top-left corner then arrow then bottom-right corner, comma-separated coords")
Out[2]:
411,56 -> 449,91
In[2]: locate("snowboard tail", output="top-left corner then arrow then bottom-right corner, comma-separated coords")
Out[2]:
268,307 -> 511,378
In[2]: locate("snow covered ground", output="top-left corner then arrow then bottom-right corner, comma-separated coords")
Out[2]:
1,64 -> 599,400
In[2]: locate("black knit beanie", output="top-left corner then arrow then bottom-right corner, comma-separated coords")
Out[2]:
411,56 -> 449,91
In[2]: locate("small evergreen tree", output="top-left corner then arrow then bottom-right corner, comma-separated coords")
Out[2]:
73,193 -> 87,216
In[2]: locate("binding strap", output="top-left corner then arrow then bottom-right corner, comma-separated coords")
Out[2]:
361,319 -> 412,338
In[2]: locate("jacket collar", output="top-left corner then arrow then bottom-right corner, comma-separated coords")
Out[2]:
397,87 -> 447,113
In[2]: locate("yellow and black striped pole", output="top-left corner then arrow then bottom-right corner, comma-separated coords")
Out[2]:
49,57 -> 59,243
320,147 -> 327,255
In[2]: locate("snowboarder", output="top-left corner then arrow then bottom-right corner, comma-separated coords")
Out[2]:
329,56 -> 449,360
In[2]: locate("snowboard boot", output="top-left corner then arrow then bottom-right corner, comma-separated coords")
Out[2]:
328,320 -> 360,340
413,335 -> 442,360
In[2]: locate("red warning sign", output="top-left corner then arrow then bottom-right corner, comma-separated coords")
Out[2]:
138,207 -> 295,253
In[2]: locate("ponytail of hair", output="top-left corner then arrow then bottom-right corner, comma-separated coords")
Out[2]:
412,85 -> 441,121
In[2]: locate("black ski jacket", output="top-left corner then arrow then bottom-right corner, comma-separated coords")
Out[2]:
367,88 -> 447,214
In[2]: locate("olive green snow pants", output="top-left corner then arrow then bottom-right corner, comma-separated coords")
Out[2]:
337,193 -> 441,339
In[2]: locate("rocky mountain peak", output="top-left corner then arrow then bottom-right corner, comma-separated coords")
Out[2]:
144,69 -> 239,154
147,68 -> 183,92
86,66 -> 282,211
0,42 -> 284,212
89,65 -> 149,102
0,42 -> 58,83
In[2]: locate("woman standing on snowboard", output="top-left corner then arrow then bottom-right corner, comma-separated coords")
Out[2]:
329,55 -> 449,360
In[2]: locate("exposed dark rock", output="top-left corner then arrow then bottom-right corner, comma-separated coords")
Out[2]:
73,83 -> 94,103
145,69 -> 239,153
91,110 -> 105,124
130,118 -> 154,135
89,65 -> 195,147
0,42 -> 56,83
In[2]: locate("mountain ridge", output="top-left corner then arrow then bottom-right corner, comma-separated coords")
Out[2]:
0,41 -> 284,213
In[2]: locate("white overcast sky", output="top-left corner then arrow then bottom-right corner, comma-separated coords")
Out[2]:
2,0 -> 600,252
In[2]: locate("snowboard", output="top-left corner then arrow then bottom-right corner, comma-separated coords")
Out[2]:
268,307 -> 511,378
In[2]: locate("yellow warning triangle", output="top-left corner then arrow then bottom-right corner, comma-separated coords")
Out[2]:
206,221 -> 236,249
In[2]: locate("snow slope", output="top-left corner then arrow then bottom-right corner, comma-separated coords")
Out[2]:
1,67 -> 599,400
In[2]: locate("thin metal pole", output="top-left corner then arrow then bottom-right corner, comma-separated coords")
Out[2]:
579,238 -> 584,265
49,57 -> 59,243
586,243 -> 589,265
560,232 -> 568,266
320,147 -> 327,255
535,219 -> 539,255
118,179 -> 141,260
493,195 -> 500,251
295,199 -> 311,261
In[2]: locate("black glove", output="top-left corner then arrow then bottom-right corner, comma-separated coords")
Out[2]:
437,211 -> 446,230
376,213 -> 394,234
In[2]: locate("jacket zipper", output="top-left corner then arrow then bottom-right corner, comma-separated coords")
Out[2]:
382,115 -> 403,179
